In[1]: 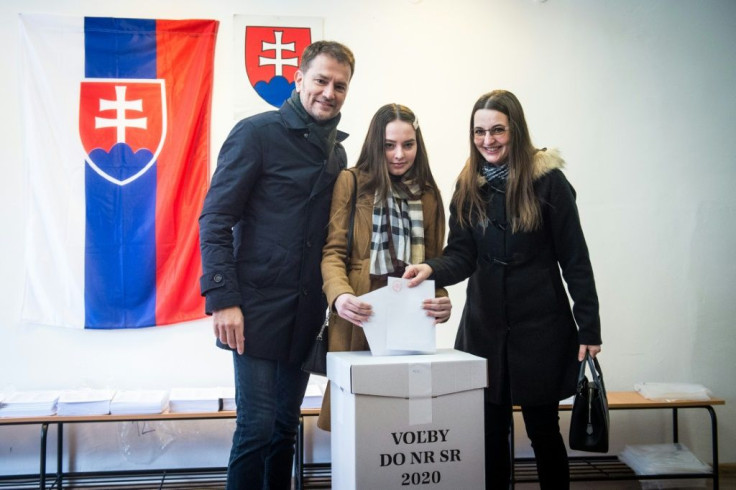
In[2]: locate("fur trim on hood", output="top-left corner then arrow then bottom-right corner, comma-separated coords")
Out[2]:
476,148 -> 565,186
532,147 -> 565,180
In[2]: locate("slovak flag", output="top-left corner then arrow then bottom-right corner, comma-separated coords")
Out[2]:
19,15 -> 218,329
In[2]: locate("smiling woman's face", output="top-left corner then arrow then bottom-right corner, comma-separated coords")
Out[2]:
473,109 -> 510,166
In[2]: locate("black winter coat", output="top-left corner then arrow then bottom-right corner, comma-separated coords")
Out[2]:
427,150 -> 601,405
199,102 -> 347,363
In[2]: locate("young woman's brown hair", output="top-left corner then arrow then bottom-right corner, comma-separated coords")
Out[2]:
354,103 -> 444,223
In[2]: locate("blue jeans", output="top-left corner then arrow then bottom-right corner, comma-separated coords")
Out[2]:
226,353 -> 310,490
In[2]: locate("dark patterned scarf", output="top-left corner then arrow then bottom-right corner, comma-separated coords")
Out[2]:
481,163 -> 509,184
286,89 -> 340,155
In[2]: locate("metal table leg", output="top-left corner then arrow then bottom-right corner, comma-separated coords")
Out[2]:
39,423 -> 48,490
295,414 -> 304,490
706,406 -> 719,490
57,423 -> 64,489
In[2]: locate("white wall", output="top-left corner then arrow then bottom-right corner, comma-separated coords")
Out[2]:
1,0 -> 734,475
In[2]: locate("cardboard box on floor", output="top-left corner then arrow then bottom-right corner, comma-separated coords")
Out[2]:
327,349 -> 488,490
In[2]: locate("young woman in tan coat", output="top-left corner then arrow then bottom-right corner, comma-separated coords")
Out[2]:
318,104 -> 451,430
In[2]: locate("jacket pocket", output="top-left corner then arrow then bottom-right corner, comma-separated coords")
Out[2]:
238,239 -> 293,288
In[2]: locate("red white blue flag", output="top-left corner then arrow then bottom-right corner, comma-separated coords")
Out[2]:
20,15 -> 218,329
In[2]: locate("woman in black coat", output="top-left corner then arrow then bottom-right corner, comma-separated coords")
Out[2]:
404,90 -> 602,489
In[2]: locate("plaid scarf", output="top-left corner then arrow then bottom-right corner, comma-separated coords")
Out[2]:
481,163 -> 509,183
369,179 -> 425,279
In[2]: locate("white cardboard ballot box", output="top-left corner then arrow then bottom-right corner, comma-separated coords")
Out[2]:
327,349 -> 488,490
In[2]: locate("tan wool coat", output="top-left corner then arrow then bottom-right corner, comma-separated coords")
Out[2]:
317,168 -> 448,430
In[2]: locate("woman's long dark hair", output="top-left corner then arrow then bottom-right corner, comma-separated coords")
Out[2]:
452,90 -> 541,232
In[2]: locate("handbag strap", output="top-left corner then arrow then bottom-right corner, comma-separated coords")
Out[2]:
320,170 -> 358,328
579,353 -> 607,398
316,313 -> 329,337
592,355 -> 607,398
345,169 -> 358,263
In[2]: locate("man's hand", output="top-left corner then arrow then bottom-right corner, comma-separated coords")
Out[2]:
213,306 -> 245,355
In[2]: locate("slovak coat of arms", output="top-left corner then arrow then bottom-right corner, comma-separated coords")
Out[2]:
244,26 -> 312,108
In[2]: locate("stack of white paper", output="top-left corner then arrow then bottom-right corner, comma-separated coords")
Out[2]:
219,387 -> 236,411
301,382 -> 326,409
110,390 -> 169,415
0,390 -> 61,417
635,382 -> 712,401
169,387 -> 221,413
619,443 -> 711,475
57,389 -> 115,416
559,395 -> 575,406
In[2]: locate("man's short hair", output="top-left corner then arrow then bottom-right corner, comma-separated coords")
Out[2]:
300,41 -> 355,79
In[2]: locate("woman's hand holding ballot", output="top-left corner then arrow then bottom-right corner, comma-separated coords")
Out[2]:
422,296 -> 452,324
403,265 -> 450,324
334,293 -> 373,327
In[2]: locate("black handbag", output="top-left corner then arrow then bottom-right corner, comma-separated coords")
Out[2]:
302,170 -> 358,376
569,353 -> 609,453
301,312 -> 329,375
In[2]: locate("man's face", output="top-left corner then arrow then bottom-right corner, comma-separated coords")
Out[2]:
294,54 -> 352,121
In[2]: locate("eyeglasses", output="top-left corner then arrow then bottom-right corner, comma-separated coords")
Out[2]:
473,126 -> 509,139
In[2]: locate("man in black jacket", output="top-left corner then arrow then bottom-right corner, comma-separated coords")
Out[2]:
199,41 -> 354,490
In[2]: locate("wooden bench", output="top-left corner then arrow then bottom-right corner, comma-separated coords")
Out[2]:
0,410 -> 238,489
0,391 -> 725,489
511,391 -> 725,488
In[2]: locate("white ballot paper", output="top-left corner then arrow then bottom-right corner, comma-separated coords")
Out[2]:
357,277 -> 436,356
